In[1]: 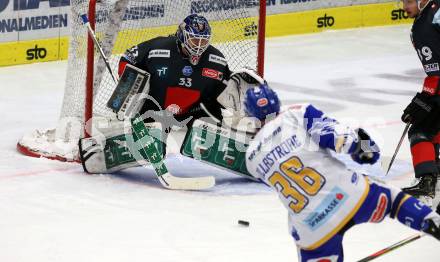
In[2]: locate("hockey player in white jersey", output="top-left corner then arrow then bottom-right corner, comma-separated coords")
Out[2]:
244,84 -> 440,261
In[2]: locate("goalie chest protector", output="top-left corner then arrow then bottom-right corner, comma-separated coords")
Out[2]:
120,36 -> 230,116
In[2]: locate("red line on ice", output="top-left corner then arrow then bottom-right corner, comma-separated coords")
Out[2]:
0,167 -> 79,180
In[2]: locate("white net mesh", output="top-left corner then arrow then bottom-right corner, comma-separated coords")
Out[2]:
18,0 -> 263,161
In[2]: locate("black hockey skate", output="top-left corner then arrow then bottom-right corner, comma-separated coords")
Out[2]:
402,173 -> 438,198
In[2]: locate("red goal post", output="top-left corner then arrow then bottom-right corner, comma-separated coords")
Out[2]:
17,0 -> 267,162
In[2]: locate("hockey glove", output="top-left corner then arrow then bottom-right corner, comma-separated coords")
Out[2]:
350,128 -> 380,165
401,92 -> 438,125
422,211 -> 440,241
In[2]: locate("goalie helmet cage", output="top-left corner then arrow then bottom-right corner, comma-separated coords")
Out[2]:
17,0 -> 267,162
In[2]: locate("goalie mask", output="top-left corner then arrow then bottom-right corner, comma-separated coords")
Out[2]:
177,14 -> 211,65
244,84 -> 281,121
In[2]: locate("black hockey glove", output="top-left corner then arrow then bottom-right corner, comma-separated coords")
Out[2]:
351,128 -> 380,165
401,92 -> 437,125
423,218 -> 440,241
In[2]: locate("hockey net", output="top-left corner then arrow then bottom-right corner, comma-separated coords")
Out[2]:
17,0 -> 266,162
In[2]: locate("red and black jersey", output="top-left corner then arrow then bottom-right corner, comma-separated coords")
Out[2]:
411,0 -> 440,95
119,35 -> 231,121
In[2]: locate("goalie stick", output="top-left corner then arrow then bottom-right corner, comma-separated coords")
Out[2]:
79,14 -> 214,190
131,114 -> 215,190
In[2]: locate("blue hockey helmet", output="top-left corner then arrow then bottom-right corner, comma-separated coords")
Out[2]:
177,14 -> 211,64
244,84 -> 281,121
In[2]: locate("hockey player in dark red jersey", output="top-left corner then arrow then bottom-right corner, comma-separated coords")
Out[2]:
118,14 -> 230,126
400,0 -> 440,199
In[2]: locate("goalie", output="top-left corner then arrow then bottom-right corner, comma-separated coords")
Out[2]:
117,14 -> 229,125
78,13 -> 262,190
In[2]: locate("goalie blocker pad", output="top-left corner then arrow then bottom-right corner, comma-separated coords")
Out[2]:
79,123 -> 164,174
180,119 -> 257,180
107,64 -> 151,120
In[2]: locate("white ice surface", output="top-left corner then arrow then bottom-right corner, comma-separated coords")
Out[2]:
1,25 -> 439,261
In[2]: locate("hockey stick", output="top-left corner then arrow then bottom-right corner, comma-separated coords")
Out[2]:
80,14 -> 119,84
131,114 -> 215,190
356,233 -> 424,262
385,123 -> 411,175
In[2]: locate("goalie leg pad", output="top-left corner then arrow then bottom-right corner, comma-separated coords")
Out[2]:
180,119 -> 256,180
79,124 -> 164,174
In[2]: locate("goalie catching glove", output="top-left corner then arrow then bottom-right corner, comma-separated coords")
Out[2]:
216,68 -> 265,132
217,67 -> 265,112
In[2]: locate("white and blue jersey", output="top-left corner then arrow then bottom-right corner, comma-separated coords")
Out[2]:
245,104 -> 370,249
246,103 -> 438,261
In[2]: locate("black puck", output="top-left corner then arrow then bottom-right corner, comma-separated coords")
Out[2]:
238,220 -> 250,226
